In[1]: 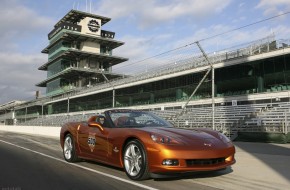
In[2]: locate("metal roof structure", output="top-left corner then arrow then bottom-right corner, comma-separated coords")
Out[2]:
38,49 -> 128,70
42,31 -> 124,53
54,9 -> 111,27
36,67 -> 124,87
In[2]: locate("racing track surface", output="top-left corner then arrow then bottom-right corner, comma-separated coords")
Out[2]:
0,131 -> 289,190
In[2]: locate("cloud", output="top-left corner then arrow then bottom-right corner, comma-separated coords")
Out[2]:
112,22 -> 290,76
239,2 -> 245,8
95,0 -> 232,28
114,36 -> 154,60
0,52 -> 47,104
114,33 -> 172,59
0,0 -> 54,52
256,0 -> 290,16
113,34 -> 173,74
113,35 -> 166,74
174,24 -> 290,53
256,0 -> 290,8
0,0 -> 53,104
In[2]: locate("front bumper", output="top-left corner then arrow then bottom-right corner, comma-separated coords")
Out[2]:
146,143 -> 235,173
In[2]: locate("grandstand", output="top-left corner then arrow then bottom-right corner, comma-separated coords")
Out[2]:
0,10 -> 290,142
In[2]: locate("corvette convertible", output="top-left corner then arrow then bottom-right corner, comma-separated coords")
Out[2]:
60,109 -> 235,180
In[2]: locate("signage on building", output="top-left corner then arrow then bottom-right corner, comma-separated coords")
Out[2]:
48,22 -> 82,39
101,30 -> 115,39
88,19 -> 100,32
232,100 -> 237,106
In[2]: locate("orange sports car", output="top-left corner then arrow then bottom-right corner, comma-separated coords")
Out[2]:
60,109 -> 235,180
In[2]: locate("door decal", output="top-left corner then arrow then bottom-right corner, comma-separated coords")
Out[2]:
88,132 -> 96,152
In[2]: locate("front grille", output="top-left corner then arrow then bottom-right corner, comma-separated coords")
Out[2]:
186,158 -> 225,166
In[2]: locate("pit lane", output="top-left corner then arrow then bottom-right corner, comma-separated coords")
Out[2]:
0,131 -> 289,190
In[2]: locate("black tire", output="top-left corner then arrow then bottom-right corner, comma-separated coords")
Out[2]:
63,134 -> 79,162
123,139 -> 150,180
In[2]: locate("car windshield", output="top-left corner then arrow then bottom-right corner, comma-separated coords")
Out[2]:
108,110 -> 173,128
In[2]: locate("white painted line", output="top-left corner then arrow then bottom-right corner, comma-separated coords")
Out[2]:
0,139 -> 159,190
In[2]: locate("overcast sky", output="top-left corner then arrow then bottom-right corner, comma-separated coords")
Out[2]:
0,0 -> 290,104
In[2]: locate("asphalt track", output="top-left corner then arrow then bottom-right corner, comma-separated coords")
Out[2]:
0,132 -> 289,190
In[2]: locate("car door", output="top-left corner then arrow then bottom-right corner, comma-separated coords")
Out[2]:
77,116 -> 109,162
77,122 -> 92,158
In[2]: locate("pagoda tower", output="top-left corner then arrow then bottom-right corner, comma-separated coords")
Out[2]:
36,10 -> 128,96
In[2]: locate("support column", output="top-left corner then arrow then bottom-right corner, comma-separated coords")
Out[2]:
48,104 -> 53,115
257,63 -> 264,93
41,103 -> 44,126
112,89 -> 115,108
150,93 -> 155,104
212,67 -> 215,131
129,97 -> 133,106
25,107 -> 27,123
76,58 -> 80,68
12,110 -> 16,125
257,75 -> 264,93
176,88 -> 182,100
67,97 -> 70,113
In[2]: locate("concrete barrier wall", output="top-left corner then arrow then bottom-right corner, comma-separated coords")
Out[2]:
236,132 -> 290,144
0,125 -> 61,138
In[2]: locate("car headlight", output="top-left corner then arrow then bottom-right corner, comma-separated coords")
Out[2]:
218,132 -> 231,143
150,134 -> 178,145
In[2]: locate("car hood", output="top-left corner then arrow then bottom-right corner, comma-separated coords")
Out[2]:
137,127 -> 224,147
